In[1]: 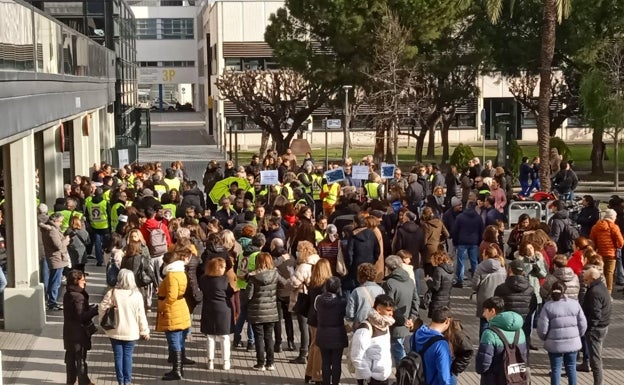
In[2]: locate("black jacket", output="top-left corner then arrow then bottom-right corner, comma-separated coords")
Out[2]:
344,227 -> 380,290
306,284 -> 324,328
494,275 -> 537,318
548,210 -> 572,253
427,263 -> 454,318
383,267 -> 420,338
392,221 -> 426,268
576,205 -> 600,238
63,284 -> 98,351
179,187 -> 206,215
451,328 -> 474,375
582,279 -> 611,329
199,275 -> 233,335
247,268 -> 279,324
315,292 -> 349,349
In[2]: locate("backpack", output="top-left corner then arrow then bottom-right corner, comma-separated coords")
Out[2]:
561,220 -> 580,253
488,326 -> 529,385
148,221 -> 168,256
106,262 -> 120,287
396,335 -> 445,385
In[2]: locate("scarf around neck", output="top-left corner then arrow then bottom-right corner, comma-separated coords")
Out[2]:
367,308 -> 395,332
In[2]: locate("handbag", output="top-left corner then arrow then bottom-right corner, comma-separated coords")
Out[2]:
83,320 -> 98,336
420,289 -> 432,310
101,289 -> 118,330
292,289 -> 310,316
335,245 -> 348,277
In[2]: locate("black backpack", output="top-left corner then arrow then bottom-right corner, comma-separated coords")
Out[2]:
561,220 -> 580,253
396,335 -> 445,385
489,326 -> 529,385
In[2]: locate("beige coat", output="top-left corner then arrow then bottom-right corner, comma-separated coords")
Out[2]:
99,288 -> 149,341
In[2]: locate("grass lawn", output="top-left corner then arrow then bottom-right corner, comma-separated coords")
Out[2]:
235,142 -> 623,177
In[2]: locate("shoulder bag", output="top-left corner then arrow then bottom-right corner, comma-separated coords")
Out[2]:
101,289 -> 118,330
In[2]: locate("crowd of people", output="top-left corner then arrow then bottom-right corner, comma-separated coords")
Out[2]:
1,147 -> 621,385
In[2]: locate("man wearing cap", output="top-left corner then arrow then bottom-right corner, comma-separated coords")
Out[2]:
494,259 -> 537,349
590,208 -> 624,293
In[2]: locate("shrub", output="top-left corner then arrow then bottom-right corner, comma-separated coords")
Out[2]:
450,143 -> 475,170
508,139 -> 523,181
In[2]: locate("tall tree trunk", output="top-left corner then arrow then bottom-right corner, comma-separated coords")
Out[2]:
426,122 -> 436,158
415,122 -> 429,163
385,122 -> 394,163
342,114 -> 351,161
537,0 -> 557,191
273,133 -> 290,155
374,122 -> 385,165
590,128 -> 605,175
259,130 -> 271,158
440,117 -> 453,164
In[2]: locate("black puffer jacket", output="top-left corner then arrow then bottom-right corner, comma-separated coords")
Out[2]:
494,275 -> 537,318
179,187 -> 206,215
315,293 -> 348,349
576,205 -> 600,238
63,284 -> 98,351
382,268 -> 420,338
392,220 -> 426,268
344,227 -> 380,291
427,263 -> 454,318
247,268 -> 279,324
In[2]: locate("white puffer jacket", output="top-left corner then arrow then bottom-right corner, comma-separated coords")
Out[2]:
350,323 -> 392,381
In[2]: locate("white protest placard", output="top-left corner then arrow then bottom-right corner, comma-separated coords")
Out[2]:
381,163 -> 396,179
325,168 -> 345,184
351,165 -> 369,180
117,149 -> 129,168
260,170 -> 279,185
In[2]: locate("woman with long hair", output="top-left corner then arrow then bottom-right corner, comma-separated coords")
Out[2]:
443,318 -> 474,385
120,229 -> 153,309
472,245 -> 507,337
200,257 -> 234,370
421,207 -> 450,276
247,252 -> 279,371
304,258 -> 333,384
66,215 -> 90,274
98,269 -> 150,385
289,240 -> 320,364
479,225 -> 503,261
537,281 -> 587,385
507,213 -> 531,258
426,251 -> 454,319
63,270 -> 98,385
568,237 -> 594,276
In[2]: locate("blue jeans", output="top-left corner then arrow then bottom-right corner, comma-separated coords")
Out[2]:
529,179 -> 540,193
234,292 -> 254,344
455,245 -> 478,284
92,229 -> 109,265
110,339 -> 135,385
165,329 -> 189,352
519,180 -> 530,197
40,258 -> 49,302
615,249 -> 624,284
47,267 -> 64,308
390,337 -> 406,366
450,374 -> 458,385
549,351 -> 577,385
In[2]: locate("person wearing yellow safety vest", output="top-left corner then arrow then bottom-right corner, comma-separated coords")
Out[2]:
152,174 -> 169,201
297,162 -> 315,196
311,168 -> 324,216
160,192 -> 178,222
110,190 -> 128,234
314,214 -> 328,245
233,233 -> 267,349
281,172 -> 298,203
57,197 -> 85,234
321,180 -> 340,218
363,172 -> 384,201
84,188 -> 110,266
164,168 -> 181,192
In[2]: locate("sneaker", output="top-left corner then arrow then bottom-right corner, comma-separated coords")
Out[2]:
223,360 -> 230,370
246,341 -> 255,351
290,355 -> 307,364
47,304 -> 63,311
274,343 -> 282,353
253,364 -> 265,371
452,282 -> 464,289
265,364 -> 275,371
577,363 -> 591,372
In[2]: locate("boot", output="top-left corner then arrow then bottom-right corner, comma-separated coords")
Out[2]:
182,348 -> 196,365
287,340 -> 296,351
167,348 -> 174,364
289,350 -> 307,364
162,351 -> 183,381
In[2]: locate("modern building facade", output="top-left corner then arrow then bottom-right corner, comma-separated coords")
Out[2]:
0,0 -> 116,330
132,2 -> 198,107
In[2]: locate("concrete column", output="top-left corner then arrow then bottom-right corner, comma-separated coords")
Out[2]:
42,124 -> 64,207
3,133 -> 46,331
87,110 -> 101,172
99,106 -> 115,164
72,116 -> 89,176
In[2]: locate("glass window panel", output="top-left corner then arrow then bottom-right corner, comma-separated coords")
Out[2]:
0,1 -> 35,71
35,13 -> 62,74
161,18 -> 194,40
225,58 -> 241,71
136,19 -> 157,39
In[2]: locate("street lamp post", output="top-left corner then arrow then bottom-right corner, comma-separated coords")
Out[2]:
227,120 -> 233,161
343,85 -> 353,160
324,118 -> 329,170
